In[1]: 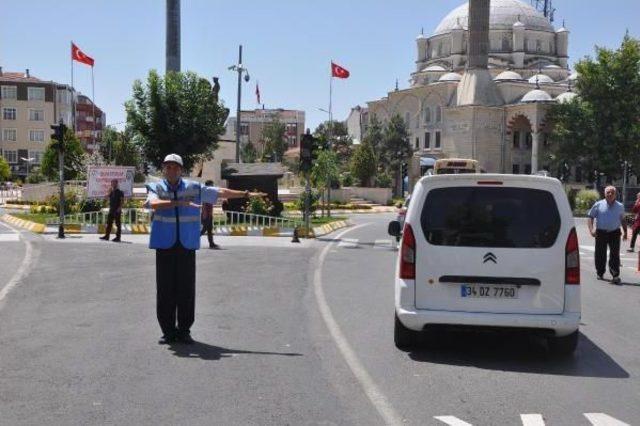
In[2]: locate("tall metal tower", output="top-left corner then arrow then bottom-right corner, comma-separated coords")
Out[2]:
166,0 -> 181,72
530,0 -> 555,23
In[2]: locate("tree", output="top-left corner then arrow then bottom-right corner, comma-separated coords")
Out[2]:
261,116 -> 287,162
547,35 -> 640,180
41,128 -> 85,181
241,141 -> 258,163
362,115 -> 385,160
313,121 -> 353,170
99,125 -> 119,164
380,114 -> 413,196
0,156 -> 10,182
311,149 -> 340,216
125,70 -> 227,171
350,141 -> 377,187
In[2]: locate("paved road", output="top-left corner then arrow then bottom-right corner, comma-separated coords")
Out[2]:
0,214 -> 638,425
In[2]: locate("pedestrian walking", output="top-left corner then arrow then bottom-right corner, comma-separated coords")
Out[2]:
100,179 -> 124,242
145,154 -> 265,345
627,192 -> 640,252
587,186 -> 628,284
200,180 -> 219,249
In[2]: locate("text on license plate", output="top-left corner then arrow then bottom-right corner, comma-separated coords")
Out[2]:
461,285 -> 519,298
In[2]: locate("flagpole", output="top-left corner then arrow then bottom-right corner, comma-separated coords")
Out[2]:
91,65 -> 96,151
71,41 -> 75,133
327,62 -> 334,217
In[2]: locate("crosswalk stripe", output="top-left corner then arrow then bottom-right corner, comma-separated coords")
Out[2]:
374,239 -> 394,249
521,414 -> 546,426
584,413 -> 630,426
338,238 -> 359,249
434,416 -> 473,426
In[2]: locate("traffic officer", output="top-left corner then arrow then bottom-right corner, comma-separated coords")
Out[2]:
145,153 -> 264,344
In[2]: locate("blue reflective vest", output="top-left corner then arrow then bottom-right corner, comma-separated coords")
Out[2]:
147,179 -> 204,250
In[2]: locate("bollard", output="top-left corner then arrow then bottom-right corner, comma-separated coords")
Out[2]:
291,227 -> 300,243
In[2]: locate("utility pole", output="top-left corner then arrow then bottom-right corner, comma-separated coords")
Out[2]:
229,45 -> 250,164
51,120 -> 67,239
166,0 -> 181,73
623,161 -> 628,208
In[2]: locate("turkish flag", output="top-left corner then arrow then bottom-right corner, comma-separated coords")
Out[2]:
71,43 -> 94,67
331,62 -> 350,79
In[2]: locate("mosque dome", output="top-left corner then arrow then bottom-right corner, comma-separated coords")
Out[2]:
423,65 -> 447,72
556,92 -> 578,103
433,0 -> 554,36
521,89 -> 554,103
568,72 -> 579,81
438,72 -> 462,82
528,74 -> 555,84
494,70 -> 524,81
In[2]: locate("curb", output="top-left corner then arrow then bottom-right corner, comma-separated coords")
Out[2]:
310,220 -> 352,238
1,214 -> 46,233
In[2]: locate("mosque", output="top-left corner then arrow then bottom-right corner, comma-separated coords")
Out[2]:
363,0 -> 579,187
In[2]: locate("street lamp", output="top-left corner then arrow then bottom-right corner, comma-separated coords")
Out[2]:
20,157 -> 35,182
228,45 -> 250,163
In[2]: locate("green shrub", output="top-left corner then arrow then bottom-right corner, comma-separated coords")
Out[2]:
565,188 -> 579,211
295,190 -> 319,216
340,172 -> 354,187
375,172 -> 393,188
243,195 -> 273,216
79,198 -> 105,213
575,189 -> 600,211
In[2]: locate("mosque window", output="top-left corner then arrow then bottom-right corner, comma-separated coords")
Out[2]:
525,132 -> 532,149
536,40 -> 542,52
405,112 -> 411,128
435,131 -> 441,149
424,107 -> 431,124
425,132 -> 431,149
525,164 -> 532,174
513,131 -> 520,149
502,36 -> 510,52
437,43 -> 443,57
549,41 -> 554,53
415,137 -> 420,149
512,164 -> 520,174
436,106 -> 442,123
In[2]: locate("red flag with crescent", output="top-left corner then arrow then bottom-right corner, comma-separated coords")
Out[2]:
71,43 -> 94,67
331,62 -> 350,79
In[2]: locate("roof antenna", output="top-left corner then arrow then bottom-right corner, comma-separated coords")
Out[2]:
395,79 -> 399,91
421,27 -> 424,35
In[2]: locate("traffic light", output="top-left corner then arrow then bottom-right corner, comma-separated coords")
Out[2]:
626,163 -> 634,181
143,162 -> 149,175
50,120 -> 67,151
402,162 -> 409,178
300,130 -> 314,172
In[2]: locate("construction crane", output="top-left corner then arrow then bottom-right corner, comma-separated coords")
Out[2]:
531,0 -> 556,23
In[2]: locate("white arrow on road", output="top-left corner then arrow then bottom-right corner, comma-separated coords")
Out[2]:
584,413 -> 630,426
435,413 -> 630,425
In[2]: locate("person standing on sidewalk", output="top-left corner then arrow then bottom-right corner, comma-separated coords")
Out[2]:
627,192 -> 640,252
587,186 -> 628,284
100,179 -> 124,242
145,154 -> 264,345
200,180 -> 219,249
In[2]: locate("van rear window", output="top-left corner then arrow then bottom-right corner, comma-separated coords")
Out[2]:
420,187 -> 561,248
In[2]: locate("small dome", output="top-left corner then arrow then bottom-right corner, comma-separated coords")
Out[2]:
416,34 -> 427,40
438,72 -> 462,82
513,20 -> 525,28
495,71 -> 524,81
423,65 -> 447,72
568,72 -> 579,81
528,74 -> 555,84
522,89 -> 554,103
556,27 -> 569,33
544,64 -> 562,69
556,92 -> 578,103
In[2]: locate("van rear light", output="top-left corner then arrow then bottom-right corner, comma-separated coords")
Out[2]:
400,224 -> 416,279
565,227 -> 580,285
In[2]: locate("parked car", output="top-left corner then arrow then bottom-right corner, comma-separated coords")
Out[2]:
388,174 -> 581,355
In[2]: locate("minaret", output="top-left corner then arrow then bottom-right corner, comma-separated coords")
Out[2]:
456,0 -> 502,106
166,0 -> 181,73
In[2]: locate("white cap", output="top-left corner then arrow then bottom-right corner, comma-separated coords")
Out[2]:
163,153 -> 183,166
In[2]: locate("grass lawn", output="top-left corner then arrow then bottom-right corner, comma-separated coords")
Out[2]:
11,213 -> 58,224
310,216 -> 347,225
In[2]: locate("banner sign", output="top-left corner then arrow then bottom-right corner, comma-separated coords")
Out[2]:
87,166 -> 135,198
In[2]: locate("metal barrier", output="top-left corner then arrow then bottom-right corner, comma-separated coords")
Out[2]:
0,189 -> 22,202
45,208 -> 301,230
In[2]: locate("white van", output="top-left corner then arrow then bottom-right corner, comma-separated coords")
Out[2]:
388,174 -> 581,355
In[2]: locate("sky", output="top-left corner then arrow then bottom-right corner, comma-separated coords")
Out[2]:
1,0 -> 639,132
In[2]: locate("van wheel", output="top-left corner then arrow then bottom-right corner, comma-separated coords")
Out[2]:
395,313 -> 419,349
548,331 -> 579,356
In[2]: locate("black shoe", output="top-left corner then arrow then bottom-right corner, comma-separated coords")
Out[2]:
177,332 -> 195,344
99,236 -> 109,241
597,274 -> 604,280
158,334 -> 178,345
612,276 -> 622,285
209,243 -> 220,249
112,237 -> 121,242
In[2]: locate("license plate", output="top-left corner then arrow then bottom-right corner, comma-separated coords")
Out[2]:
461,285 -> 519,299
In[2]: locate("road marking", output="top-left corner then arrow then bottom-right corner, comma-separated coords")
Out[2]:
314,223 -> 404,426
0,225 -> 37,306
0,233 -> 20,242
584,413 -> 630,426
580,245 -> 595,252
337,238 -> 359,249
434,416 -> 473,426
521,414 -> 546,426
374,239 -> 394,250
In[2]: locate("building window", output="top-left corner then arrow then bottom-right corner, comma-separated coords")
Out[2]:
425,132 -> 431,149
56,89 -> 71,105
436,106 -> 442,123
3,128 -> 17,141
239,123 -> 249,136
536,39 -> 542,52
404,112 -> 411,128
3,150 -> 17,164
3,108 -> 17,120
502,37 -> 510,52
28,87 -> 45,101
415,137 -> 420,149
30,150 -> 43,164
512,131 -> 520,149
435,131 -> 441,149
525,164 -> 532,174
29,109 -> 45,121
423,107 -> 431,124
29,130 -> 45,142
512,164 -> 520,174
525,132 -> 532,149
1,86 -> 17,100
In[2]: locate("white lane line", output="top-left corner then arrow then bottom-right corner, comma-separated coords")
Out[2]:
374,239 -> 394,250
434,416 -> 473,426
0,225 -> 37,306
314,223 -> 404,426
584,413 -> 630,426
0,234 -> 20,242
337,238 -> 359,249
521,414 -> 546,426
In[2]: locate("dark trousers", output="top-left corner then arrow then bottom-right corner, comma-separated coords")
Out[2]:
595,229 -> 621,277
155,246 -> 196,336
630,227 -> 640,249
201,217 -> 214,247
104,211 -> 121,238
